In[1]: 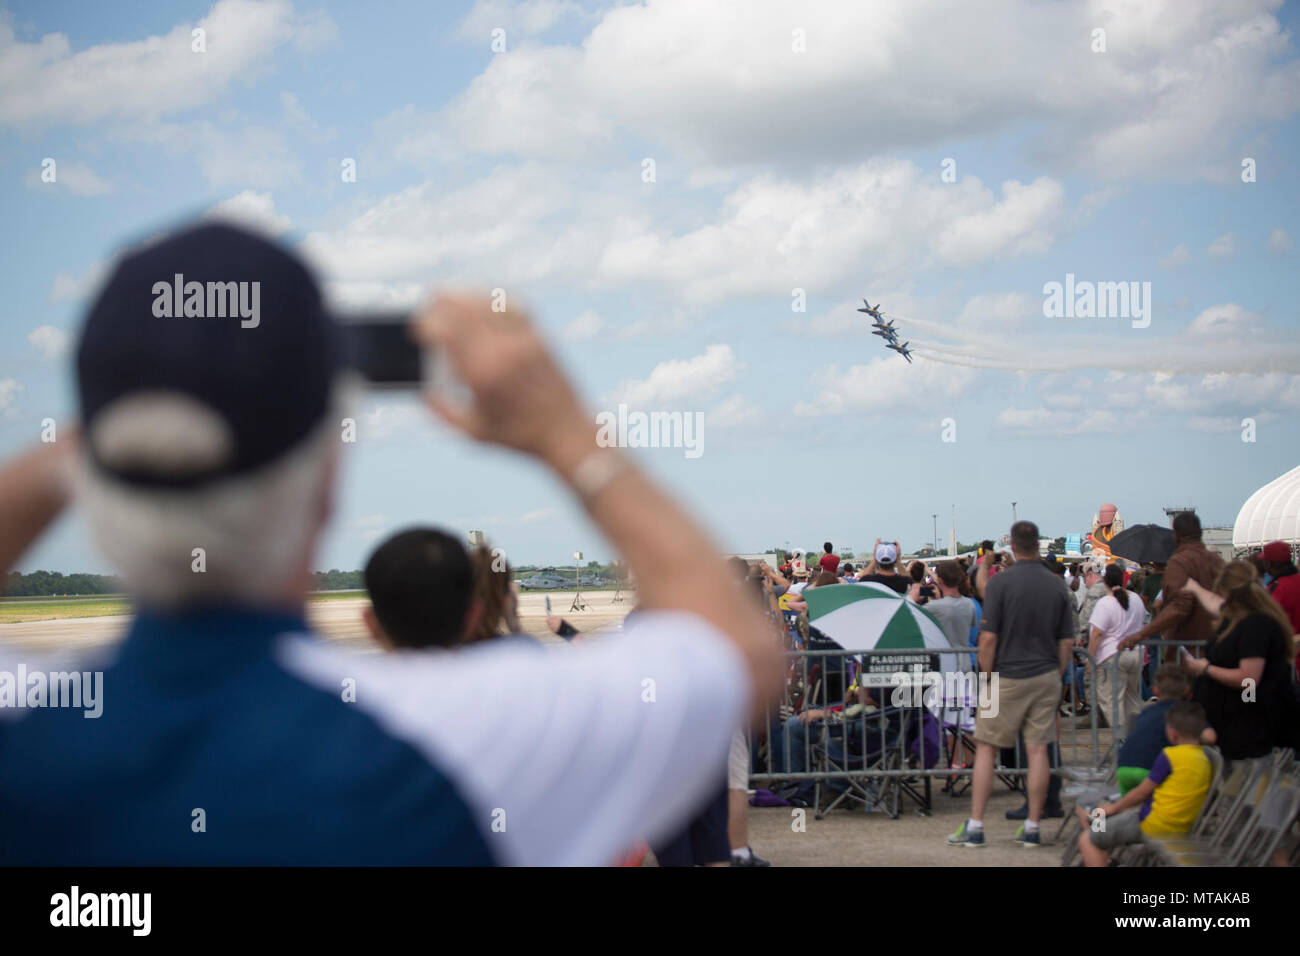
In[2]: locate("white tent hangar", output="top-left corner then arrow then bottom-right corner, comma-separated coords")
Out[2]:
1232,464 -> 1300,549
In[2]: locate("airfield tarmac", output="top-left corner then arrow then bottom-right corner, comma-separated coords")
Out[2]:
0,589 -> 634,655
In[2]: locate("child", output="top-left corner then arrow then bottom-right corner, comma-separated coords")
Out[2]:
1076,700 -> 1212,867
1113,665 -> 1189,794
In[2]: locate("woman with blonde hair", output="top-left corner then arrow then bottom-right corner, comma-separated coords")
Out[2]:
1180,560 -> 1297,760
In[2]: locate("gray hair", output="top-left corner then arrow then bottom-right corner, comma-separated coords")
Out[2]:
75,389 -> 350,608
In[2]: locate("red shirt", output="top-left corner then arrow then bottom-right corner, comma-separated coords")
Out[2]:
819,553 -> 840,573
1267,573 -> 1300,678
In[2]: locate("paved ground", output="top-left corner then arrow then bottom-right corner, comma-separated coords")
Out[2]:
0,589 -> 634,654
743,786 -> 1066,866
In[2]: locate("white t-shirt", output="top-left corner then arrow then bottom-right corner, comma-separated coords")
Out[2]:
1087,592 -> 1146,664
277,610 -> 750,866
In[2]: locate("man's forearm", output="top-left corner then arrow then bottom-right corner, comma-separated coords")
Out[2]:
0,442 -> 73,578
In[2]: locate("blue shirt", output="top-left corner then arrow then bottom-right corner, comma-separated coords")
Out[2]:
1116,698 -> 1175,771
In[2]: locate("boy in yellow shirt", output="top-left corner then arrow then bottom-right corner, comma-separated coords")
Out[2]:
1076,701 -> 1212,867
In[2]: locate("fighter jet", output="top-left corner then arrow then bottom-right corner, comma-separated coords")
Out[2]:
886,340 -> 913,363
856,299 -> 885,320
870,317 -> 898,341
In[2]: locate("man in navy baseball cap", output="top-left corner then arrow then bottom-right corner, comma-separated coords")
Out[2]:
78,222 -> 342,491
0,220 -> 780,865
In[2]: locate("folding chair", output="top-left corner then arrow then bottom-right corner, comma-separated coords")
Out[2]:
1144,760 -> 1274,866
812,705 -> 912,819
1235,778 -> 1300,866
1065,746 -> 1224,867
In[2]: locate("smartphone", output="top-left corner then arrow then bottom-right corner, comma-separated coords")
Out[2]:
338,315 -> 431,388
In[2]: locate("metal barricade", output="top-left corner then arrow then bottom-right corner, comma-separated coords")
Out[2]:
749,645 -> 998,817
749,638 -> 1212,817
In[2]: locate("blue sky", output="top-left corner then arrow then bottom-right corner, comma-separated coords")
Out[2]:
2,0 -> 1299,573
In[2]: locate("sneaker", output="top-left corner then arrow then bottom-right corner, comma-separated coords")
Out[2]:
1014,824 -> 1041,847
1005,803 -> 1064,820
730,850 -> 771,867
947,822 -> 985,847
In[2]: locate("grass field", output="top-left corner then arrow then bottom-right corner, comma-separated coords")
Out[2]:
0,590 -> 373,624
0,598 -> 131,624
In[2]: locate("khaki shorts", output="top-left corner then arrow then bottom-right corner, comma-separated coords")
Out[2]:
1086,808 -> 1146,851
974,668 -> 1060,748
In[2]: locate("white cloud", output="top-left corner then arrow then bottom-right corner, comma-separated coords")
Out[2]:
598,163 -> 1065,302
562,309 -> 604,341
932,178 -> 1065,265
301,165 -> 582,285
27,326 -> 69,359
1207,233 -> 1235,262
995,407 -> 1124,435
613,344 -> 742,407
302,156 -> 1064,309
204,190 -> 291,237
1267,228 -> 1294,254
794,355 -> 977,416
456,0 -> 584,42
24,160 -> 110,196
0,0 -> 336,129
144,119 -> 302,188
954,291 -> 1037,330
49,259 -> 110,303
420,0 -> 1299,181
1158,243 -> 1190,269
0,379 -> 22,412
1187,303 -> 1260,337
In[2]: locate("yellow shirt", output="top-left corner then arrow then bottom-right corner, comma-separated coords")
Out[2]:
1140,744 -> 1211,836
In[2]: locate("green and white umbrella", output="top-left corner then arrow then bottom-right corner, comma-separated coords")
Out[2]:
803,582 -> 957,686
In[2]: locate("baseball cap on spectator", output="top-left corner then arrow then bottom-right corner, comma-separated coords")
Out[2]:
1261,541 -> 1292,563
77,223 -> 343,489
874,542 -> 899,566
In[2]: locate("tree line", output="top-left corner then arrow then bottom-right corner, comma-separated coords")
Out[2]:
4,571 -> 124,597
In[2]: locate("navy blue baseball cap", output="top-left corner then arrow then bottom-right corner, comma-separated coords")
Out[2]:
77,222 -> 343,488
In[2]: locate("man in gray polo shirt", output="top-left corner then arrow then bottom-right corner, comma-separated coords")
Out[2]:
948,521 -> 1075,849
